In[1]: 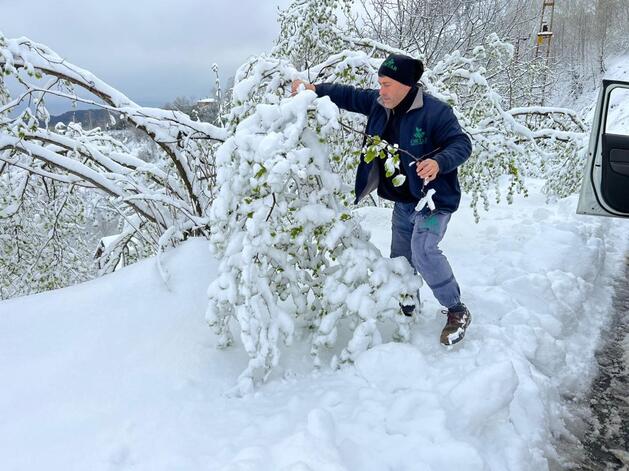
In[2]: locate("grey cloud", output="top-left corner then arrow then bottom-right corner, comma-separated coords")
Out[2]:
1,0 -> 291,111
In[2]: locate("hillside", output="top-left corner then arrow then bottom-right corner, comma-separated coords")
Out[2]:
48,108 -> 127,130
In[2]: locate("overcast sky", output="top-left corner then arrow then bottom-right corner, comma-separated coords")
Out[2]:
1,0 -> 291,112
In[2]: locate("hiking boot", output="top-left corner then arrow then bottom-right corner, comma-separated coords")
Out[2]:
400,304 -> 415,317
440,304 -> 471,346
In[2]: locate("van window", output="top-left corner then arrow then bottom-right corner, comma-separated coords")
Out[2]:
605,87 -> 629,135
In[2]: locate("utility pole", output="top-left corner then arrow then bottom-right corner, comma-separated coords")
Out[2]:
535,0 -> 556,106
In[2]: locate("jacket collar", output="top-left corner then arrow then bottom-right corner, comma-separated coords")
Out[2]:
408,85 -> 424,111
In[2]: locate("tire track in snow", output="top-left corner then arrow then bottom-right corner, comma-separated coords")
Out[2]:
557,253 -> 629,470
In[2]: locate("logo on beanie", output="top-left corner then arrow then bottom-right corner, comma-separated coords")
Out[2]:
411,127 -> 426,145
382,57 -> 398,71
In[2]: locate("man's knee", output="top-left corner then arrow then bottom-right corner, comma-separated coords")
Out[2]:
411,233 -> 441,269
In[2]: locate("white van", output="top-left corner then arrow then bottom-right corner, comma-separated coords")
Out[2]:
577,79 -> 629,218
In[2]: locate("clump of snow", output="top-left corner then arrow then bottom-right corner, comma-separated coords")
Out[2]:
415,188 -> 436,212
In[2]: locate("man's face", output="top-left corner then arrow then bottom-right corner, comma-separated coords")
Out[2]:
378,76 -> 411,109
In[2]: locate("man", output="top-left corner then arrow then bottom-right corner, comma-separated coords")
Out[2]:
291,53 -> 472,346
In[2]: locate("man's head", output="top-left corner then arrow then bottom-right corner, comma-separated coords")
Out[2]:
377,54 -> 424,109
378,76 -> 411,109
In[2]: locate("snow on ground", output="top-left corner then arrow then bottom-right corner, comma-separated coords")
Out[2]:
604,54 -> 629,83
0,180 -> 626,471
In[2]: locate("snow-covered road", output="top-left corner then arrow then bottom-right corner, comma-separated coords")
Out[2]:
0,180 -> 625,471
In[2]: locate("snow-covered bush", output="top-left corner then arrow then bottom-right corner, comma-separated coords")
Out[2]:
515,107 -> 589,199
418,34 -> 589,215
206,57 -> 419,392
0,168 -> 94,299
274,0 -> 355,71
275,5 -> 590,217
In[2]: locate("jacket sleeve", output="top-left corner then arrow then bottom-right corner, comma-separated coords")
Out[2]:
431,106 -> 472,174
315,83 -> 379,116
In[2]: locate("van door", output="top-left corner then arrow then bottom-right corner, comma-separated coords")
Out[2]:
577,79 -> 629,218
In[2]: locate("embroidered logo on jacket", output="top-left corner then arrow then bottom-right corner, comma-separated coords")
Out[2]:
411,127 -> 426,145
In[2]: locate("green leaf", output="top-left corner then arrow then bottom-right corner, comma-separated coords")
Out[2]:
254,165 -> 267,178
364,148 -> 377,163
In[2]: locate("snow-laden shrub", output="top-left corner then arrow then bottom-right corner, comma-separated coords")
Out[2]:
272,0 -> 587,215
206,58 -> 419,392
422,34 -> 589,214
0,168 -> 94,299
274,0 -> 355,71
279,8 -> 591,216
524,109 -> 589,199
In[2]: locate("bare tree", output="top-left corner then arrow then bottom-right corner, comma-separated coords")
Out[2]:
357,0 -> 535,64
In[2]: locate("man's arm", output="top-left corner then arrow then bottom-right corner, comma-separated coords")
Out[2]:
291,80 -> 378,116
430,106 -> 472,174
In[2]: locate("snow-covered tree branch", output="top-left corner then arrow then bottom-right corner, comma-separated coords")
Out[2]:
0,31 -> 229,280
0,32 -> 226,220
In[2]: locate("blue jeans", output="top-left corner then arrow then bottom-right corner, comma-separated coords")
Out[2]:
391,202 -> 461,309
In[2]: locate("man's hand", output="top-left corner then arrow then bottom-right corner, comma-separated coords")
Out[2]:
416,158 -> 439,183
291,80 -> 315,96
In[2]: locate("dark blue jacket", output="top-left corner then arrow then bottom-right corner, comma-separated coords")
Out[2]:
315,83 -> 472,212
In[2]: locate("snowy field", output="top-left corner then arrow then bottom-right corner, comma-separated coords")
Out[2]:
0,179 -> 626,471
